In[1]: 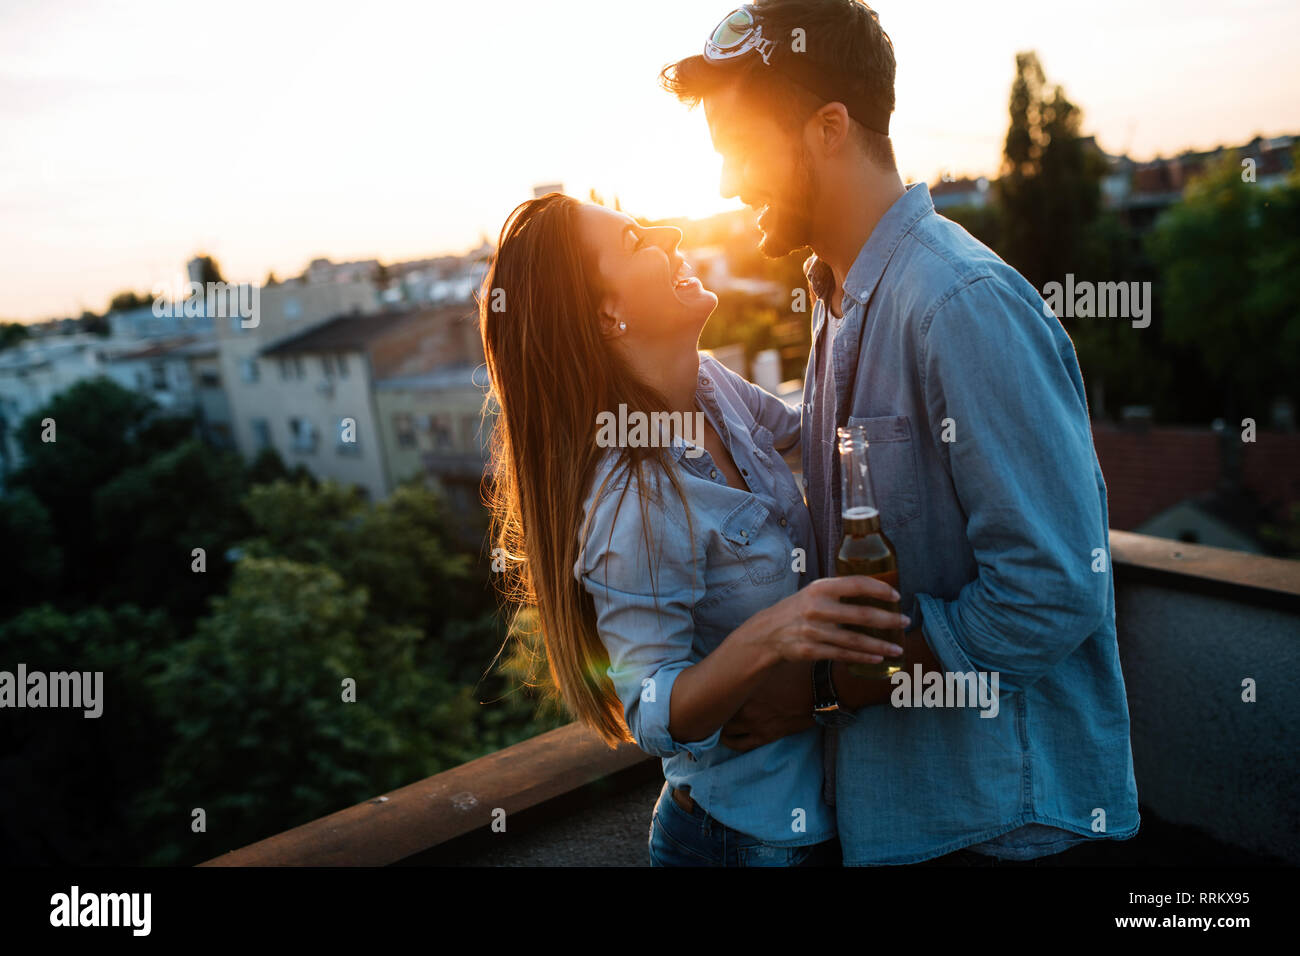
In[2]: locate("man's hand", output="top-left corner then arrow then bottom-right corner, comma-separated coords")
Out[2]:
833,608 -> 944,708
720,659 -> 815,752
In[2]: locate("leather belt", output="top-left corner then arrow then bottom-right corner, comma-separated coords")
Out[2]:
670,785 -> 696,814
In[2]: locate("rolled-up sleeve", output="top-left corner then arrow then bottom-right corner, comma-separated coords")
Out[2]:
705,356 -> 802,452
914,277 -> 1110,695
577,468 -> 717,758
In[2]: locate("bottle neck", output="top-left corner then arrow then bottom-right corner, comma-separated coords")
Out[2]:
839,434 -> 878,523
842,506 -> 882,536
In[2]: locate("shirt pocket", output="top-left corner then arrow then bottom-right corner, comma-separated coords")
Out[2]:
844,414 -> 921,530
748,423 -> 803,508
719,497 -> 787,586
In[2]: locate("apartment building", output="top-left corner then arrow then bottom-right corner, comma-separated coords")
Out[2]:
240,304 -> 481,500
374,363 -> 490,511
215,275 -> 379,463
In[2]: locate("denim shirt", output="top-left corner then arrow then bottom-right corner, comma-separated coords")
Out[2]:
575,354 -> 834,846
801,182 -> 1140,865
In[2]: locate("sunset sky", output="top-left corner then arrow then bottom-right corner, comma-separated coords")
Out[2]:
1,0 -> 1296,322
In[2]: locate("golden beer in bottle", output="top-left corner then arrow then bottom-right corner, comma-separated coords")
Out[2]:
835,424 -> 905,679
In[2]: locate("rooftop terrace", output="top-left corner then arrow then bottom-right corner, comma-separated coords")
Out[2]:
202,530 -> 1299,867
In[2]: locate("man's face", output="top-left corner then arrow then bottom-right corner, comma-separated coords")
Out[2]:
704,82 -> 818,257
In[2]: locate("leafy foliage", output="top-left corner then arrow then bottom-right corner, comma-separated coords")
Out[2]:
1147,150 -> 1300,418
0,379 -> 560,866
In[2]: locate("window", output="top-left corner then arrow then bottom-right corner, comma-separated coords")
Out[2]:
251,418 -> 272,450
336,354 -> 348,378
322,355 -> 335,379
239,358 -> 260,383
394,413 -> 416,449
429,414 -> 455,451
285,298 -> 302,320
289,416 -> 317,453
293,356 -> 304,379
279,356 -> 305,380
150,362 -> 168,391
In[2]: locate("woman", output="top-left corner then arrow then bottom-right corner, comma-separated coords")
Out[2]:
480,193 -> 908,866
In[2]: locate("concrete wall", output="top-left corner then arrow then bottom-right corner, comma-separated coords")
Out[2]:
1116,580 -> 1299,863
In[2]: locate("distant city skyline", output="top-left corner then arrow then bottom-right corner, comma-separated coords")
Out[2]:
2,0 -> 1298,323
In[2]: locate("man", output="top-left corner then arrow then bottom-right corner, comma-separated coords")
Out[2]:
661,0 -> 1139,865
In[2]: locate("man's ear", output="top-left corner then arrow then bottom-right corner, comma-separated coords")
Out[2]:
812,101 -> 852,155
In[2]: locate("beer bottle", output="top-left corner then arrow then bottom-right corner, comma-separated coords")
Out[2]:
835,424 -> 905,679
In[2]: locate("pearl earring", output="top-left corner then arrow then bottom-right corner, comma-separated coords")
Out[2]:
618,321 -> 627,331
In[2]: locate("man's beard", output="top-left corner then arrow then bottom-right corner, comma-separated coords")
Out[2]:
757,144 -> 818,258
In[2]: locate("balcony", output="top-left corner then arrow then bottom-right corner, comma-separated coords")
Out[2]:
200,531 -> 1299,867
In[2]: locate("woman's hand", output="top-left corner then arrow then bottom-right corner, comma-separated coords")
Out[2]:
751,576 -> 908,669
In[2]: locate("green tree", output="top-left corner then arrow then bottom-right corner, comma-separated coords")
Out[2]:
9,378 -> 160,600
191,254 -> 225,285
137,558 -> 481,864
93,438 -> 252,625
108,291 -> 152,313
996,51 -> 1105,290
1147,150 -> 1300,422
246,445 -> 316,487
0,489 -> 63,615
239,481 -> 474,628
0,604 -> 176,865
0,321 -> 31,350
236,480 -> 557,748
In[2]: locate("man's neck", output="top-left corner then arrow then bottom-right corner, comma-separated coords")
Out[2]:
814,165 -> 906,318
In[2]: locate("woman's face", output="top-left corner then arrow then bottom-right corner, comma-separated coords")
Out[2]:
575,203 -> 718,346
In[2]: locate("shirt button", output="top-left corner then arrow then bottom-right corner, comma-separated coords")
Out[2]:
741,468 -> 748,477
710,469 -> 717,479
701,377 -> 710,385
779,517 -> 788,527
802,478 -> 808,488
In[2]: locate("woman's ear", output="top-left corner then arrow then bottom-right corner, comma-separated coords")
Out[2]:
598,308 -> 627,338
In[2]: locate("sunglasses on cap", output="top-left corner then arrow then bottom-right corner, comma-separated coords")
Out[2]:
702,4 -> 891,136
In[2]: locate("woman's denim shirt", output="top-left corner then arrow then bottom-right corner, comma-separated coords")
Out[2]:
574,354 -> 833,846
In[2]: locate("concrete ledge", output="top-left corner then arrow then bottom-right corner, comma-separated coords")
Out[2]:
200,722 -> 650,866
1110,529 -> 1300,605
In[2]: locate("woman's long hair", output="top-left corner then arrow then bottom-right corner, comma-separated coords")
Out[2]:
480,193 -> 693,747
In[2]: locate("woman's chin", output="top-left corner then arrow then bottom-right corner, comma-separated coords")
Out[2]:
670,276 -> 711,304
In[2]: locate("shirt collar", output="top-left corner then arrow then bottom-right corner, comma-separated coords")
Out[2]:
802,182 -> 935,310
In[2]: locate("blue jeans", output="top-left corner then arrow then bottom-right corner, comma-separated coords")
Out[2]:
647,781 -> 840,867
